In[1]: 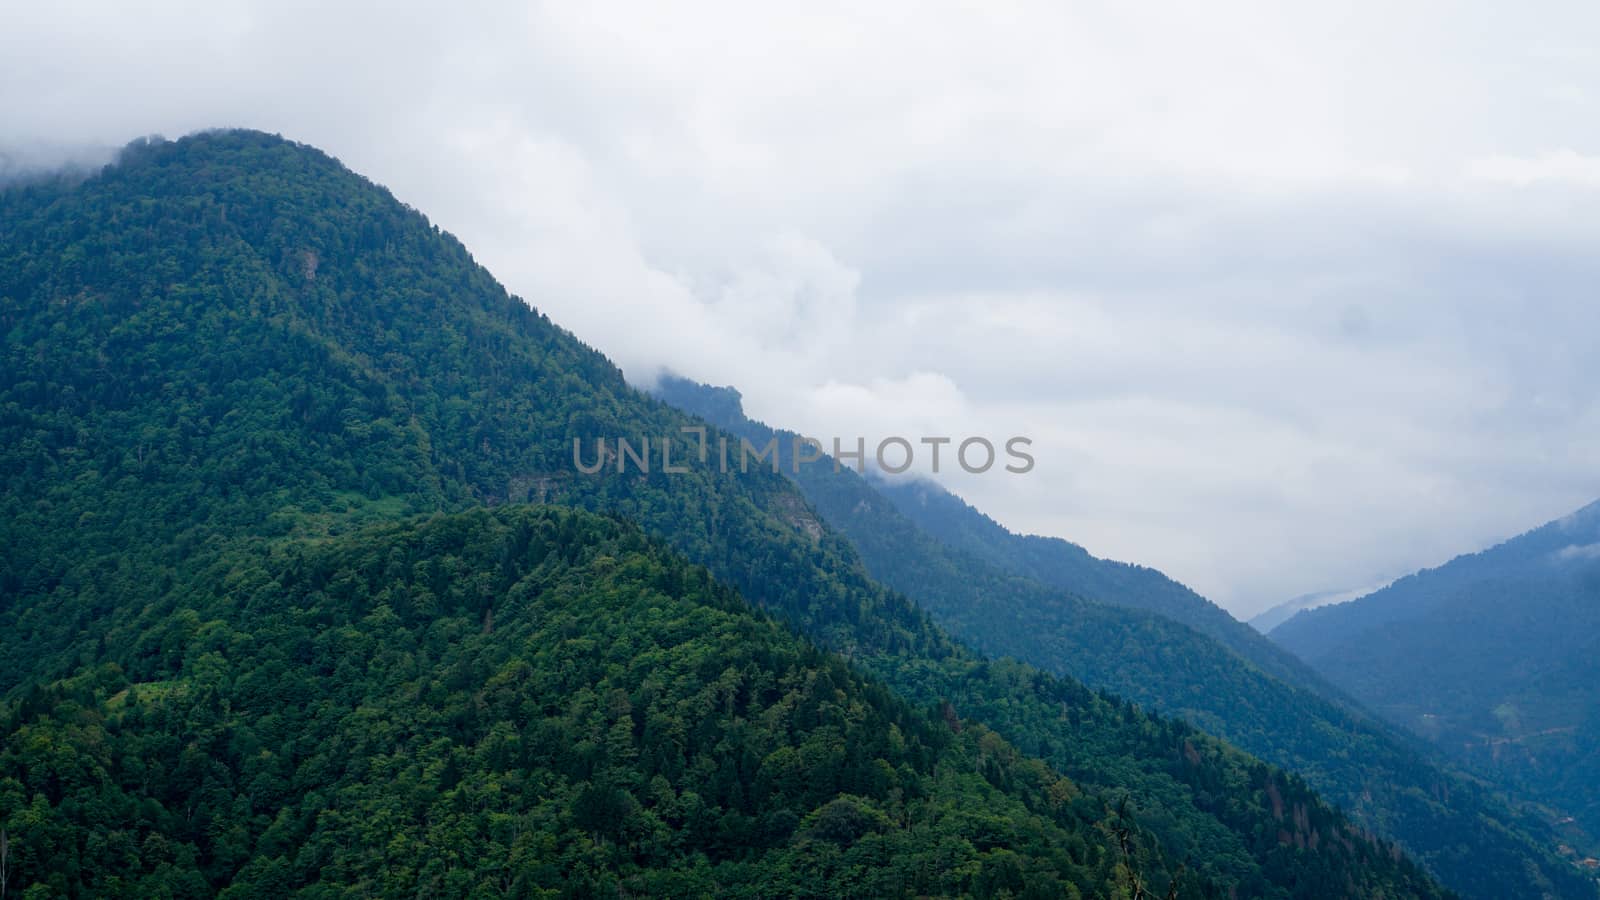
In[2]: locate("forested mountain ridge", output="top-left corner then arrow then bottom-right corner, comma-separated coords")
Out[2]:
1271,499 -> 1600,659
0,128 -> 1491,897
654,374 -> 1600,900
3,505 -> 1222,898
873,477 -> 1343,698
1270,500 -> 1600,842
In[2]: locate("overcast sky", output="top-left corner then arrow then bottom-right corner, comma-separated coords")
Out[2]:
6,1 -> 1600,617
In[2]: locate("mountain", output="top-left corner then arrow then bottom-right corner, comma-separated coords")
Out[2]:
1270,501 -> 1600,841
7,505 -> 1204,898
870,476 -> 1343,700
0,130 -> 1458,897
655,375 -> 1600,899
1271,500 -> 1600,659
1249,588 -> 1382,635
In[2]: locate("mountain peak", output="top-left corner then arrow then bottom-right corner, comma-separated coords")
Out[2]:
654,372 -> 746,423
0,131 -> 1560,900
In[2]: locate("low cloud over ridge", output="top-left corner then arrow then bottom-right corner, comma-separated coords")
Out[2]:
5,0 -> 1600,616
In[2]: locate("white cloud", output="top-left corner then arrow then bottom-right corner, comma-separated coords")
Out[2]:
5,0 -> 1600,617
1467,149 -> 1600,187
1555,543 -> 1600,562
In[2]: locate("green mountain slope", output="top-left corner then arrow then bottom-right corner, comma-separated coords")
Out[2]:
1270,500 -> 1600,660
1270,501 -> 1600,840
654,375 -> 1598,900
0,129 -> 1461,898
874,476 -> 1341,698
5,505 -> 1208,898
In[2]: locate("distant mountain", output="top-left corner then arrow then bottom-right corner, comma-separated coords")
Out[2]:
1270,500 -> 1600,840
872,475 -> 1343,698
0,129 -> 1459,898
655,374 -> 1599,899
1272,501 -> 1600,659
1250,585 -> 1390,634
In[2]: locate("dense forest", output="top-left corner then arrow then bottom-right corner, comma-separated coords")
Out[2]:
654,376 -> 1599,899
0,129 -> 1497,897
2,506 -> 1215,898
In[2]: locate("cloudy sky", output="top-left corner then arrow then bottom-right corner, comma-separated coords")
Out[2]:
6,1 -> 1600,617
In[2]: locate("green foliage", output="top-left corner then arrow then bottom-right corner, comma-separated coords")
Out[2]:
0,130 -> 1455,898
654,374 -> 1599,900
1,507 -> 1164,898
